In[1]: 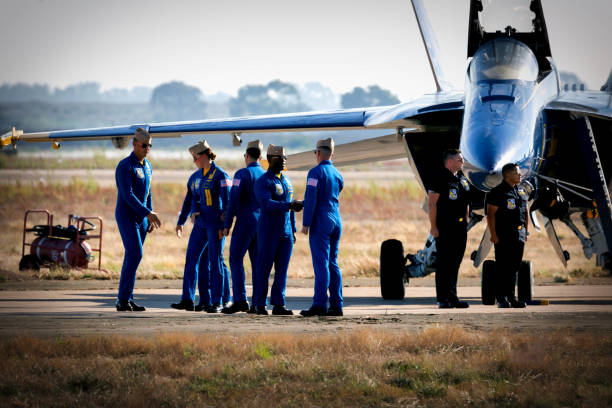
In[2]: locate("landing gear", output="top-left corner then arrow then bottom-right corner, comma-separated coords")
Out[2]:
380,239 -> 406,300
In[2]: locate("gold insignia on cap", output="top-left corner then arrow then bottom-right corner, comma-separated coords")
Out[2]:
316,137 -> 334,152
188,140 -> 212,156
266,144 -> 286,156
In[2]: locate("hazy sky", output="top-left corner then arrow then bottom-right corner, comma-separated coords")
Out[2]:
1,0 -> 610,101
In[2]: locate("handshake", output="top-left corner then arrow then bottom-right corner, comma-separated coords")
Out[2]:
289,200 -> 304,212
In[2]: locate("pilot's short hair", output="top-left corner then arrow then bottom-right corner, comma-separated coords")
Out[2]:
502,162 -> 519,176
442,148 -> 461,163
246,147 -> 261,160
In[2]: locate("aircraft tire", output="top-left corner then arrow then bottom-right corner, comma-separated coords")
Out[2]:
380,239 -> 405,300
19,254 -> 40,272
481,260 -> 496,305
517,260 -> 534,302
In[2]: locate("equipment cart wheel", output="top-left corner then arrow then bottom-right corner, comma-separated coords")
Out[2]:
19,254 -> 40,272
481,260 -> 496,305
380,239 -> 405,300
517,260 -> 534,302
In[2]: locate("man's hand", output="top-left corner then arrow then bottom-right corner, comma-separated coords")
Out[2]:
147,212 -> 162,230
218,230 -> 224,240
290,200 -> 304,212
190,212 -> 199,224
223,228 -> 230,237
301,226 -> 309,235
430,226 -> 439,238
176,225 -> 183,238
293,233 -> 297,243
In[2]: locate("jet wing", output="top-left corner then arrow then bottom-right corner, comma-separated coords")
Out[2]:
286,133 -> 409,170
546,91 -> 612,119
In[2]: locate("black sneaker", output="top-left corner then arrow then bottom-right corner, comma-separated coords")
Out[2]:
509,298 -> 526,308
497,298 -> 511,308
246,305 -> 257,314
222,301 -> 250,314
255,306 -> 268,315
326,307 -> 343,316
206,303 -> 222,313
272,305 -> 293,316
451,300 -> 470,308
438,301 -> 453,309
194,303 -> 209,312
171,299 -> 195,311
128,301 -> 146,312
300,306 -> 327,317
116,300 -> 132,311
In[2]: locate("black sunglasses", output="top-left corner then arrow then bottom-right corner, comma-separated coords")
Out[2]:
140,142 -> 152,149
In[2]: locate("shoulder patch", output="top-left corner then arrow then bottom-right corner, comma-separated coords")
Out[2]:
449,189 -> 458,200
233,178 -> 241,186
275,183 -> 283,196
507,198 -> 516,209
307,178 -> 318,187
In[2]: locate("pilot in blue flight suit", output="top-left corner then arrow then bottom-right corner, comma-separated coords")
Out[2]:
115,127 -> 162,311
486,162 -> 529,308
170,140 -> 220,312
300,138 -> 345,317
176,140 -> 231,313
252,144 -> 303,315
221,140 -> 265,314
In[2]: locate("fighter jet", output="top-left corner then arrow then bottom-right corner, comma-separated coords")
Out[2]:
2,0 -> 611,302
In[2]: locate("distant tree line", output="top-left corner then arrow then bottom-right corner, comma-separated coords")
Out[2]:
0,79 -> 402,151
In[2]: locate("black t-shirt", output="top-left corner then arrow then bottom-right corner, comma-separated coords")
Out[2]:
430,168 -> 470,231
485,181 -> 528,243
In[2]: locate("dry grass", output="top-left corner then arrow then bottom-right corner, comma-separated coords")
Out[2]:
0,326 -> 610,407
0,177 -> 605,281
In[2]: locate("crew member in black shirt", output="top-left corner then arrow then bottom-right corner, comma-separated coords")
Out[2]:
486,163 -> 529,308
428,148 -> 471,309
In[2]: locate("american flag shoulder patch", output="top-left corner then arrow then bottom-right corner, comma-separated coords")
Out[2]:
307,178 -> 318,187
220,178 -> 230,187
233,178 -> 241,186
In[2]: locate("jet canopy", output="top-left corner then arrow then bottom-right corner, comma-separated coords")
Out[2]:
469,38 -> 539,83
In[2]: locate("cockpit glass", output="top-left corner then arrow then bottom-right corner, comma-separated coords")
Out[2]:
470,38 -> 538,82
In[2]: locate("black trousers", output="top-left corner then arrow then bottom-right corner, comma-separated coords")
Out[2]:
435,227 -> 467,302
494,240 -> 525,301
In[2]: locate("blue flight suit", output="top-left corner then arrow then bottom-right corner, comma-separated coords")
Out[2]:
302,160 -> 344,311
115,151 -> 152,302
224,162 -> 265,303
191,162 -> 231,306
253,170 -> 296,308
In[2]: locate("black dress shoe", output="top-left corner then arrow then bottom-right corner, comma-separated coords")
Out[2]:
206,303 -> 222,313
255,306 -> 268,315
438,301 -> 453,309
171,299 -> 195,311
300,306 -> 327,317
222,300 -> 250,314
450,300 -> 470,308
272,305 -> 293,316
326,307 -> 343,316
246,305 -> 257,314
194,303 -> 209,312
129,301 -> 146,312
116,300 -> 132,311
497,299 -> 511,308
509,298 -> 526,308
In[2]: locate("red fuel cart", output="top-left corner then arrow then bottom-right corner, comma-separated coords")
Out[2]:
19,210 -> 103,271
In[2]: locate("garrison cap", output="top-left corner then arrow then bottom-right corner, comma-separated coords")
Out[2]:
188,140 -> 211,156
316,137 -> 334,152
247,139 -> 264,152
134,127 -> 152,144
266,144 -> 286,157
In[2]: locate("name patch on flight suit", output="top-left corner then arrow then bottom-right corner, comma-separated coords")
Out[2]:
135,168 -> 145,179
275,183 -> 283,196
507,198 -> 516,209
449,189 -> 458,200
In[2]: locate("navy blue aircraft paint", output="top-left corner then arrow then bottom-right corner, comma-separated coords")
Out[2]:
2,0 -> 611,279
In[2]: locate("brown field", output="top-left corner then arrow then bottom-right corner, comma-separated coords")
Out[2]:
0,163 -> 605,282
1,327 -> 610,407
